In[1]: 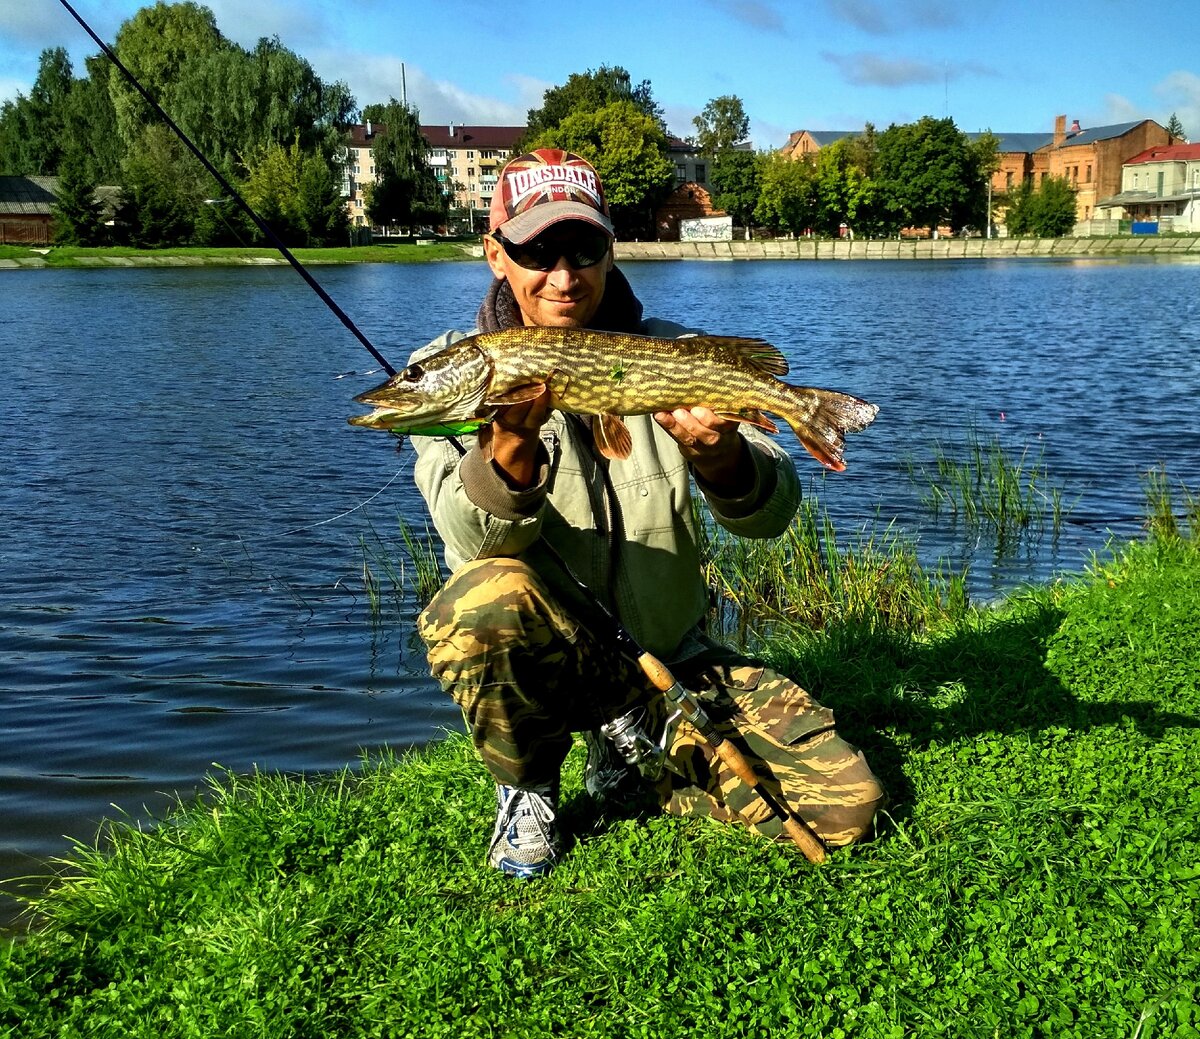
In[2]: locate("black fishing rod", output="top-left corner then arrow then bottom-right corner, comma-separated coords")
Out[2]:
57,0 -> 397,378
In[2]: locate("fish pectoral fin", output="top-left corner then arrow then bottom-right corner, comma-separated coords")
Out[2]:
485,382 -> 547,406
720,409 -> 779,434
725,337 -> 789,377
592,414 -> 633,461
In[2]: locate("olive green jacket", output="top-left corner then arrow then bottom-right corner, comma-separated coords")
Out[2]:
411,317 -> 801,660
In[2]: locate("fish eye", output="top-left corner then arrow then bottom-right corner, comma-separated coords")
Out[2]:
401,364 -> 424,382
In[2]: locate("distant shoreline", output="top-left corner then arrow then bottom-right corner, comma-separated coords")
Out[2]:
3,235 -> 1198,269
616,234 -> 1200,262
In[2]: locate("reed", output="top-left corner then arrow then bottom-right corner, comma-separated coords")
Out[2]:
1141,463 -> 1198,541
697,497 -> 968,643
906,424 -> 1068,550
359,517 -> 444,623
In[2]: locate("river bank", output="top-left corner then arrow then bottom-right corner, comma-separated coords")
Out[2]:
4,235 -> 1199,269
3,525 -> 1198,1037
617,233 -> 1200,261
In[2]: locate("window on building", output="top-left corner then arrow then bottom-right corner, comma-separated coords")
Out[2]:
675,163 -> 686,182
1086,164 -> 1092,182
1006,171 -> 1013,189
695,164 -> 706,183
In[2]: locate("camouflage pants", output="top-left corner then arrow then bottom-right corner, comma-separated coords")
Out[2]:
418,558 -> 884,847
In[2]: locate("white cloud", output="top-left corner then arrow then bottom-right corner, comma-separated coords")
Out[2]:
1155,70 -> 1200,140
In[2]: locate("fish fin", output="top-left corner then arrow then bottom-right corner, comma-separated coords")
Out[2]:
486,382 -> 547,406
719,409 -> 779,434
593,414 -> 633,460
720,337 -> 790,377
780,387 -> 879,472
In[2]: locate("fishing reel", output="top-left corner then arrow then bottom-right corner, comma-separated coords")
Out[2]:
599,704 -> 682,781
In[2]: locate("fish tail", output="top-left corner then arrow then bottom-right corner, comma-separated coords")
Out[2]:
778,386 -> 879,472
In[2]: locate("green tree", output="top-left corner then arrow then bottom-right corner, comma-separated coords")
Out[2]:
296,152 -> 350,246
534,100 -> 674,240
115,124 -> 209,246
873,116 -> 982,235
109,2 -> 229,151
64,55 -> 123,184
0,48 -> 75,175
812,138 -> 874,236
365,100 -> 445,232
755,151 -> 818,236
692,95 -> 750,155
520,66 -> 664,152
1003,175 -> 1077,237
1166,112 -> 1187,141
52,146 -> 105,245
969,131 -> 1002,235
709,149 -> 763,235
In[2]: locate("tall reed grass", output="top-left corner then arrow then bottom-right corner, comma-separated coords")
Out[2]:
905,424 -> 1069,554
696,497 -> 969,644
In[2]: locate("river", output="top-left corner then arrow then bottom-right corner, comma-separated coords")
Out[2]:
2,256 -> 1198,927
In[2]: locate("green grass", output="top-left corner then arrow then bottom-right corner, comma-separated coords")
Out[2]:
3,492 -> 1200,1037
0,243 -> 476,266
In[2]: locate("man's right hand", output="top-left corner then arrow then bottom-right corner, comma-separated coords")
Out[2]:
479,386 -> 553,489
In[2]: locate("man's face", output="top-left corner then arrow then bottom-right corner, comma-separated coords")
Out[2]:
483,221 -> 613,328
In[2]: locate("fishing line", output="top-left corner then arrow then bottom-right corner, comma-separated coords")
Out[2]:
57,0 -> 398,377
205,461 -> 412,548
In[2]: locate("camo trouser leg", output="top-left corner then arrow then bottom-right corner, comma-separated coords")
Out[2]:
417,558 -> 647,788
656,659 -> 885,847
418,558 -> 884,847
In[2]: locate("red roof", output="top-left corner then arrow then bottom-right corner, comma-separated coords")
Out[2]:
1125,143 -> 1200,164
421,125 -> 524,150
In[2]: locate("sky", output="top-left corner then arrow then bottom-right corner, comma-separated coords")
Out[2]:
2,0 -> 1198,150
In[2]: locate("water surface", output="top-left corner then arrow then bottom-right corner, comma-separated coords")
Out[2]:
2,257 -> 1197,927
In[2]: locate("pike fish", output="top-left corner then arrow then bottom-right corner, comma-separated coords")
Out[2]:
349,327 -> 878,471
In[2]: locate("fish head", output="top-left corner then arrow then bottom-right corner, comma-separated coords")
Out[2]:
348,344 -> 494,431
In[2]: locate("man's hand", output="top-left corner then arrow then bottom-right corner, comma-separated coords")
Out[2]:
479,386 -> 553,489
654,407 -> 753,497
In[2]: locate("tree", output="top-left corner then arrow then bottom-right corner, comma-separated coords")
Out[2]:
755,151 -> 818,236
53,146 -> 105,245
873,116 -> 982,235
969,131 -> 1002,235
0,48 -> 75,175
692,96 -> 750,155
812,138 -> 874,236
1003,175 -> 1077,237
365,100 -> 445,232
115,124 -> 209,246
520,66 -> 664,152
709,150 -> 763,234
533,100 -> 674,239
109,2 -> 229,151
1166,112 -> 1188,142
64,55 -> 123,185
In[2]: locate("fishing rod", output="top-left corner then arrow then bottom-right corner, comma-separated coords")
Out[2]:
540,540 -> 828,865
56,0 -> 397,378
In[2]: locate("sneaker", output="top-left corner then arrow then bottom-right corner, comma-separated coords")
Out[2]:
583,729 -> 645,803
486,783 -> 558,878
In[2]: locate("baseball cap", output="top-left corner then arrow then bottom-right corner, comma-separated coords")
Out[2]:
489,148 -> 614,243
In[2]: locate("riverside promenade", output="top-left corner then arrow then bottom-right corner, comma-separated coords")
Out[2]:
616,235 -> 1200,261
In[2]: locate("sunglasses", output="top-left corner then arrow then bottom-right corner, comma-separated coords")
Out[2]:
493,227 -> 611,271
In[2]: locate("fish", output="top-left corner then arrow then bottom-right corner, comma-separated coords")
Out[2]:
349,327 -> 878,471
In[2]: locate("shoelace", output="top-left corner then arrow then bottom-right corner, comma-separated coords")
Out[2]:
500,788 -> 556,851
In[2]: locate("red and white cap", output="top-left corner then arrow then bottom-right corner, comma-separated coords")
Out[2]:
488,148 -> 614,243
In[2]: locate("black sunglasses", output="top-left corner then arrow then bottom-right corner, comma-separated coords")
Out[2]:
493,227 -> 611,271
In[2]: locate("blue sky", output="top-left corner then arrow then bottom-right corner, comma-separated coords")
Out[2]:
3,0 -> 1198,149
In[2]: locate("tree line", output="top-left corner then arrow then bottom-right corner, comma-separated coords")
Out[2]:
1,2 -> 1083,246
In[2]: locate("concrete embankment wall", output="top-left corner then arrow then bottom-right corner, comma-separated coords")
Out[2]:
616,236 -> 1200,262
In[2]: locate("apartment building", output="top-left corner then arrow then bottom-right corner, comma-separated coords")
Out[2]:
342,122 -> 523,228
1096,143 -> 1200,232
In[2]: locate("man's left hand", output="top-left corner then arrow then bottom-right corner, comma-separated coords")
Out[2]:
654,407 -> 752,497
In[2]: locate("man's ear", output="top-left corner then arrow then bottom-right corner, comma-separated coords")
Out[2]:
483,234 -> 507,280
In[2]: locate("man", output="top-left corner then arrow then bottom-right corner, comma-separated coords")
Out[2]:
413,149 -> 883,877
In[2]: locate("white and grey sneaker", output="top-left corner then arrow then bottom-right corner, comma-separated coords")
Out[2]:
486,783 -> 558,878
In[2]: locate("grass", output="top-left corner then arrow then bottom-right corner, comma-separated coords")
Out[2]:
0,243 -> 476,266
3,480 -> 1199,1037
905,424 -> 1070,554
